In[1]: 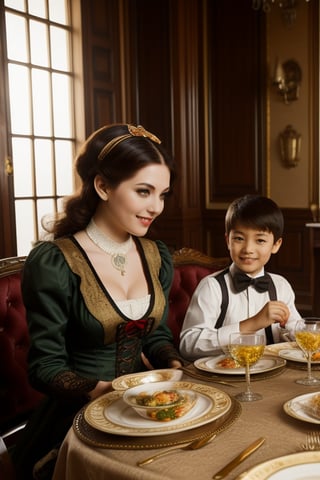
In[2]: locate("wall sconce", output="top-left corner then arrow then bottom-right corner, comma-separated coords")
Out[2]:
279,125 -> 301,168
273,58 -> 302,104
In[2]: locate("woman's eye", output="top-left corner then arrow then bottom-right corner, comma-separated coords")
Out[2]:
137,189 -> 150,197
161,191 -> 171,200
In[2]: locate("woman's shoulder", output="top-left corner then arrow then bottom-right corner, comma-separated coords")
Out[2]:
25,239 -> 70,269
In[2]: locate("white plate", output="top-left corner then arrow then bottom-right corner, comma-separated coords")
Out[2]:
84,381 -> 232,436
236,451 -> 320,479
112,369 -> 183,391
264,342 -> 297,356
283,392 -> 320,424
279,348 -> 320,364
194,355 -> 286,375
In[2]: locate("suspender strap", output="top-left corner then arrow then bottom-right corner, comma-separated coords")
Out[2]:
214,269 -> 277,344
264,273 -> 276,344
214,268 -> 230,329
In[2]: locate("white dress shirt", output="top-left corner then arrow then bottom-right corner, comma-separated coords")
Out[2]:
179,263 -> 301,361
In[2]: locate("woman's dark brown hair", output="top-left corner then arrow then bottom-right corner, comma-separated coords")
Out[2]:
45,124 -> 175,239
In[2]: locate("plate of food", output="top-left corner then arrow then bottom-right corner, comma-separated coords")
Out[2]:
236,451 -> 320,479
112,368 -> 183,391
264,341 -> 297,356
194,355 -> 286,375
84,381 -> 232,436
278,348 -> 320,364
283,392 -> 320,424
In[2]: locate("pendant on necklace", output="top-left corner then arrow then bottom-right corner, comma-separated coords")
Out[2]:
111,253 -> 127,276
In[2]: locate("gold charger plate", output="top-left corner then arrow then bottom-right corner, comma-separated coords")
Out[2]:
194,355 -> 286,376
236,451 -> 320,479
73,396 -> 241,449
84,381 -> 231,437
185,357 -> 286,383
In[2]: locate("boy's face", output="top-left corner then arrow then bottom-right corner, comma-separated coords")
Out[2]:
225,224 -> 282,276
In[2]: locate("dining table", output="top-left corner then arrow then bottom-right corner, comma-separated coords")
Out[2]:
52,344 -> 320,480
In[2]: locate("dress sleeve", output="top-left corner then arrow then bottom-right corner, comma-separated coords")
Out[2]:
142,240 -> 184,367
22,242 -> 97,399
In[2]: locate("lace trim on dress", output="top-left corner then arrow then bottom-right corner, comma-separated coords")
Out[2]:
115,294 -> 151,320
50,371 -> 97,398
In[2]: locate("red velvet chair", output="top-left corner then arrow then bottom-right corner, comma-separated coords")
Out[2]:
0,249 -> 229,458
168,247 -> 230,348
0,257 -> 43,450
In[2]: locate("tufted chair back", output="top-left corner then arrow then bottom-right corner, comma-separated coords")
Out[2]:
0,257 -> 43,446
168,248 -> 230,348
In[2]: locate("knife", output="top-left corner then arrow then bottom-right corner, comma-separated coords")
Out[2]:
212,437 -> 265,479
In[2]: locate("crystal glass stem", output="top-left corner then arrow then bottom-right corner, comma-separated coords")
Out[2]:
245,363 -> 252,396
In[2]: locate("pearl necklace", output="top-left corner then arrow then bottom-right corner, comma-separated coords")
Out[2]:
86,219 -> 132,276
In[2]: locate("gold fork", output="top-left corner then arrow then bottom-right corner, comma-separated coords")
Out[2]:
301,431 -> 320,451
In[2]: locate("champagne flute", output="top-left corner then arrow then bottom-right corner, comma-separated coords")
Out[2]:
229,333 -> 265,402
295,318 -> 320,385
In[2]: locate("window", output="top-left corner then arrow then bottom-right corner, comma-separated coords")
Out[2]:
2,0 -> 83,255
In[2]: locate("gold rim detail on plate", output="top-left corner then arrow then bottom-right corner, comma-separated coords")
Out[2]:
236,451 -> 320,479
84,381 -> 232,436
73,397 -> 241,449
194,355 -> 286,375
283,392 -> 320,424
112,369 -> 183,391
278,348 -> 320,364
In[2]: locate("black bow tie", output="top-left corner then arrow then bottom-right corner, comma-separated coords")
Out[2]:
233,272 -> 271,293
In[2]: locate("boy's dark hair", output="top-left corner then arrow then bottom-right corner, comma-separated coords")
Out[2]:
225,194 -> 284,242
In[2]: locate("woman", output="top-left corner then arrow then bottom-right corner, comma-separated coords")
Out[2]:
13,124 -> 183,479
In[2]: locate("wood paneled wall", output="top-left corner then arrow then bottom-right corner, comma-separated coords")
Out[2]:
80,0 -> 314,314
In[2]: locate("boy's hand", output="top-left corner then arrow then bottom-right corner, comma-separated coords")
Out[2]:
241,301 -> 290,332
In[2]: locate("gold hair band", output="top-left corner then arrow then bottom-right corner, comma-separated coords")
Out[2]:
98,124 -> 161,161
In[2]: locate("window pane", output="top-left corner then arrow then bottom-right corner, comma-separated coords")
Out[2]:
5,13 -> 28,62
15,200 -> 36,256
50,26 -> 70,71
35,140 -> 54,196
55,140 -> 74,195
28,0 -> 47,18
12,138 -> 34,196
48,0 -> 68,25
30,20 -> 49,67
8,64 -> 32,134
52,73 -> 72,137
5,0 -> 25,12
37,199 -> 55,240
32,69 -> 52,136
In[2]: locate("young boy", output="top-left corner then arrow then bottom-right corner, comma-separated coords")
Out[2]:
179,194 -> 301,361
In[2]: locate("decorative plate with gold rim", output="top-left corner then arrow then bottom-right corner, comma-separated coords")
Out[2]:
112,368 -> 183,391
194,355 -> 286,375
278,348 -> 320,364
236,451 -> 320,479
84,381 -> 232,436
283,392 -> 320,424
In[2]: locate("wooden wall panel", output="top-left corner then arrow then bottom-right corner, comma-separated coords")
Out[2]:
205,0 -> 266,204
81,0 -> 122,134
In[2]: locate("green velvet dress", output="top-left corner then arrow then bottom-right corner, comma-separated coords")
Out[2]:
12,235 -> 182,479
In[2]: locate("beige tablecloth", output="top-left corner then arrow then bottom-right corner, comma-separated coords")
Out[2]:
52,364 -> 320,480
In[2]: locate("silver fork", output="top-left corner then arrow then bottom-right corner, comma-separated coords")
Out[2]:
301,431 -> 320,451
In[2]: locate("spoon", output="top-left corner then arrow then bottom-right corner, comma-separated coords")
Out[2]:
137,432 -> 217,466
